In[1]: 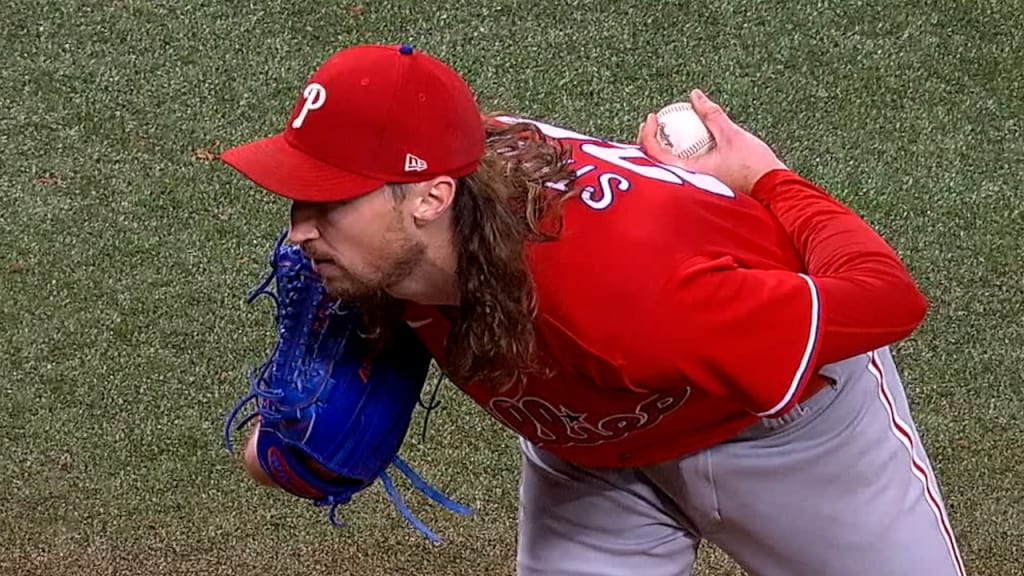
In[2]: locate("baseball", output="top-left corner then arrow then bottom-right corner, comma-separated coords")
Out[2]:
655,101 -> 716,158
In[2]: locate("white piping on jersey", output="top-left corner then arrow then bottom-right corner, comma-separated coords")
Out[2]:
756,273 -> 821,417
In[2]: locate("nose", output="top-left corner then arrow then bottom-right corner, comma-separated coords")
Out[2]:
288,202 -> 320,244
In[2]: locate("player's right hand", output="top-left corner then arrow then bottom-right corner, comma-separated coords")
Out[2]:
637,89 -> 789,195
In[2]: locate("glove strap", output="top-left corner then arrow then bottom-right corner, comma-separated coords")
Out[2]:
380,469 -> 443,544
392,456 -> 473,517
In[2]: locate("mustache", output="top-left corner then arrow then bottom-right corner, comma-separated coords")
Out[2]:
299,245 -> 331,262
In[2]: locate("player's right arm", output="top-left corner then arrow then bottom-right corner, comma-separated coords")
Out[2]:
638,89 -> 928,365
748,168 -> 929,365
635,90 -> 927,415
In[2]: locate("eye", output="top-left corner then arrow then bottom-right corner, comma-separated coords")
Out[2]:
291,200 -> 342,221
290,201 -> 315,218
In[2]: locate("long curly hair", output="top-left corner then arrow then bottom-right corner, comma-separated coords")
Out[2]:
444,118 -> 577,389
361,117 -> 577,390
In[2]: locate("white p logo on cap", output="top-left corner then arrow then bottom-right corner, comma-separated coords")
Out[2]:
291,83 -> 327,129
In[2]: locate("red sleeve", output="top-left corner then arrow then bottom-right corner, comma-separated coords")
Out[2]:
751,169 -> 929,365
647,170 -> 927,416
652,256 -> 823,416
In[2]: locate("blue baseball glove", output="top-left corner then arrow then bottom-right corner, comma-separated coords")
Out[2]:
223,233 -> 470,542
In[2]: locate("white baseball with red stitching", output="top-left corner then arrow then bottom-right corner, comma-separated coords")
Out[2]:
655,101 -> 716,159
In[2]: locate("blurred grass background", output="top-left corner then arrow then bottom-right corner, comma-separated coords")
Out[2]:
1,0 -> 1021,574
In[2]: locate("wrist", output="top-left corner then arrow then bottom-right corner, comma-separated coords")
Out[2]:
749,167 -> 797,202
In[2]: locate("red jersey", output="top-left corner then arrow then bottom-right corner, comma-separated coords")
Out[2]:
403,117 -> 927,468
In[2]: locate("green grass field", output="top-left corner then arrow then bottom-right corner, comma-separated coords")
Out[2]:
2,1 -> 1021,574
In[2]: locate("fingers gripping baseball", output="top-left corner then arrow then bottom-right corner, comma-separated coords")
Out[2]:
636,89 -> 726,164
639,89 -> 788,195
637,114 -> 676,165
688,89 -> 730,137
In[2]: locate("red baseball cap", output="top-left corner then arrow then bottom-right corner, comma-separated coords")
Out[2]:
221,44 -> 485,202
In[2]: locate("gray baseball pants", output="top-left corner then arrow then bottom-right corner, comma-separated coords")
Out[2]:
516,348 -> 964,576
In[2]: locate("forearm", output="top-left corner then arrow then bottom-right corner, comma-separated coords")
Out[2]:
751,169 -> 928,364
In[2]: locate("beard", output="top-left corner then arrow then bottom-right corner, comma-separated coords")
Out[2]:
319,235 -> 426,302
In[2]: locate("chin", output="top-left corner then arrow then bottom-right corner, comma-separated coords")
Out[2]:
324,279 -> 376,301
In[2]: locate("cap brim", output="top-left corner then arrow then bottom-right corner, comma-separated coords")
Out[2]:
220,134 -> 386,203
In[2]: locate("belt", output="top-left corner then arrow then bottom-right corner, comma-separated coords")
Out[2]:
800,374 -> 832,402
754,374 -> 836,432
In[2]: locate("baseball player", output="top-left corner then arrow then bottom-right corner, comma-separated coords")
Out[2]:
222,43 -> 965,576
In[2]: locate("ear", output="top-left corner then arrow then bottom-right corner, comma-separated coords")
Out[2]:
411,176 -> 456,224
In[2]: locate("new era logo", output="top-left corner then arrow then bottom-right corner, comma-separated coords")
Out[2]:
404,153 -> 427,172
